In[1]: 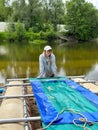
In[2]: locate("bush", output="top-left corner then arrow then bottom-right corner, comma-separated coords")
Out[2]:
32,39 -> 47,45
0,32 -> 7,41
6,32 -> 17,42
46,31 -> 57,42
40,31 -> 47,40
25,29 -> 41,41
15,21 -> 26,42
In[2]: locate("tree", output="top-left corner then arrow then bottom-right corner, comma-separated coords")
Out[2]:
42,0 -> 65,31
26,0 -> 43,28
65,0 -> 98,41
11,0 -> 43,29
15,20 -> 26,41
11,0 -> 27,25
0,0 -> 11,21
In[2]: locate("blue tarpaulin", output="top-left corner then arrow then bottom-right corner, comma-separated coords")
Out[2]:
30,78 -> 98,129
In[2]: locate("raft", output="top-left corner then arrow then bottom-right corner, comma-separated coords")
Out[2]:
0,76 -> 98,130
0,80 -> 33,130
0,81 -> 25,130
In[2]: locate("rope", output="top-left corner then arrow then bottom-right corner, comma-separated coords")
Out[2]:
66,108 -> 90,130
36,108 -> 94,130
36,108 -> 65,130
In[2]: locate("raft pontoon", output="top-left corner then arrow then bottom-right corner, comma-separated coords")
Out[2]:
0,76 -> 98,130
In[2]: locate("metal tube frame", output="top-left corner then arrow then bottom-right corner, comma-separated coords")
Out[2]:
67,75 -> 85,78
4,83 -> 31,87
7,78 -> 29,81
1,76 -> 98,128
0,94 -> 34,99
0,117 -> 41,124
22,81 -> 30,130
0,79 -> 39,130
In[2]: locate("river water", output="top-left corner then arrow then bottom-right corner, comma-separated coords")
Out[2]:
0,42 -> 98,83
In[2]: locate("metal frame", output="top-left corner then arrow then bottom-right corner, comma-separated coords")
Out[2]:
67,75 -> 85,78
4,82 -> 31,87
0,79 -> 41,130
7,78 -> 29,81
73,81 -> 96,83
0,117 -> 41,124
1,76 -> 98,130
0,94 -> 34,99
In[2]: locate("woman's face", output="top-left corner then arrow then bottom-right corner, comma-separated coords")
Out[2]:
45,50 -> 52,57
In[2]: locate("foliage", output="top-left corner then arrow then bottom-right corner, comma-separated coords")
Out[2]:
11,0 -> 43,29
0,32 -> 7,41
9,0 -> 65,31
1,0 -> 98,42
15,20 -> 26,41
42,0 -> 65,31
25,29 -> 57,43
6,32 -> 17,42
25,31 -> 40,41
0,0 -> 11,21
6,20 -> 26,42
65,0 -> 98,41
31,39 -> 47,45
6,19 -> 16,42
44,31 -> 57,42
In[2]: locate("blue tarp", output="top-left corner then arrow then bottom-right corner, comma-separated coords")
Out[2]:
30,78 -> 98,125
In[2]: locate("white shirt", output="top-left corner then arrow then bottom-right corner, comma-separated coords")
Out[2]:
38,53 -> 57,78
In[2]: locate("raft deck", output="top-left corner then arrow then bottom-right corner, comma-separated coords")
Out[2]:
0,76 -> 98,130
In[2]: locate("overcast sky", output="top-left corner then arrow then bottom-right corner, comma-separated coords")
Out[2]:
86,0 -> 98,8
10,0 -> 98,9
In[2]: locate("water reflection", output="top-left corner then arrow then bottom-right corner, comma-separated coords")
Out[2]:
0,46 -> 8,55
85,63 -> 98,81
7,65 -> 17,78
58,67 -> 66,76
6,64 -> 32,78
0,72 -> 6,84
0,43 -> 98,80
26,66 -> 31,78
62,55 -> 66,64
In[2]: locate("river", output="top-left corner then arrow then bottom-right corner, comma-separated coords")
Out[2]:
0,42 -> 98,83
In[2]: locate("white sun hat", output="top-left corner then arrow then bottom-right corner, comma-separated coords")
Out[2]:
44,45 -> 52,51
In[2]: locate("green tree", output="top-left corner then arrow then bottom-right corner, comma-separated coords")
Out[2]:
11,0 -> 43,29
42,0 -> 65,31
0,0 -> 11,21
7,19 -> 26,42
27,0 -> 44,29
11,0 -> 27,24
15,20 -> 26,41
65,0 -> 98,41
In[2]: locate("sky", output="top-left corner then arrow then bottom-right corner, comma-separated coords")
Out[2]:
10,0 -> 98,9
87,0 -> 98,8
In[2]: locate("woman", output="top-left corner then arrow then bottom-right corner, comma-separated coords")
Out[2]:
38,45 -> 57,78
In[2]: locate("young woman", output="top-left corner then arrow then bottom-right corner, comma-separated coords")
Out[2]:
38,45 -> 57,78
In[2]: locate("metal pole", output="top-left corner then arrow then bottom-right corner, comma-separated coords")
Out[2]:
22,81 -> 29,130
67,75 -> 85,78
4,83 -> 31,87
74,81 -> 96,83
7,78 -> 29,81
0,117 -> 41,124
0,94 -> 34,99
